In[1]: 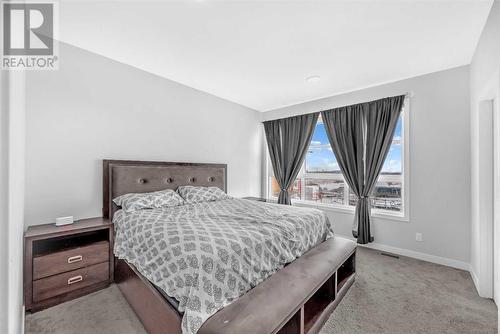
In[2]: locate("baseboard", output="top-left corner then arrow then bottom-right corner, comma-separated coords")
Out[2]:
336,234 -> 471,271
469,267 -> 496,299
470,269 -> 480,294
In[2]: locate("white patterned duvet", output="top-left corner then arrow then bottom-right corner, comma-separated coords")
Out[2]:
113,198 -> 333,334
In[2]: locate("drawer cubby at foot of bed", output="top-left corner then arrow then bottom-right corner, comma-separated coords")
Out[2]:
199,236 -> 357,334
278,251 -> 356,334
303,251 -> 356,334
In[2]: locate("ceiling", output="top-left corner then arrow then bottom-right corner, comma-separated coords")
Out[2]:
58,1 -> 493,111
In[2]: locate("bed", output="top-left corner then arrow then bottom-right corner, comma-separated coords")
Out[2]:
103,160 -> 356,334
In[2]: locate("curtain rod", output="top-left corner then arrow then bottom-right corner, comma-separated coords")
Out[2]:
262,92 -> 413,123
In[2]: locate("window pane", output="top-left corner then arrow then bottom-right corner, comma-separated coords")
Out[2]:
268,111 -> 405,215
269,176 -> 280,198
304,177 -> 344,205
289,179 -> 302,200
349,177 -> 402,212
269,176 -> 302,200
305,121 -> 340,173
381,115 -> 402,173
371,178 -> 402,212
348,189 -> 357,207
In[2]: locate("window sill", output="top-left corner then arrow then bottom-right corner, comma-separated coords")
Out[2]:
371,210 -> 409,222
266,198 -> 409,222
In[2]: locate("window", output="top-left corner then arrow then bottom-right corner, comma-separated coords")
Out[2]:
268,104 -> 407,218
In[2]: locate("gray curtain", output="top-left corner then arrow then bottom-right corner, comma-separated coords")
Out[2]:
264,113 -> 319,205
321,95 -> 405,244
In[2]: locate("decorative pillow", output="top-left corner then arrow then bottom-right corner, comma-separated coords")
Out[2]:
177,186 -> 230,204
113,189 -> 184,212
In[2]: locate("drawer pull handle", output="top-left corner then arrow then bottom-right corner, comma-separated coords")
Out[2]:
67,275 -> 83,285
67,255 -> 83,264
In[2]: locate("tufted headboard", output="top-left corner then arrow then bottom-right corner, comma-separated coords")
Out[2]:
103,160 -> 227,220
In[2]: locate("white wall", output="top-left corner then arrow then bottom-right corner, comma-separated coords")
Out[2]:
262,66 -> 471,268
0,68 -> 8,334
8,71 -> 26,334
24,43 -> 262,226
470,0 -> 500,300
1,70 -> 26,334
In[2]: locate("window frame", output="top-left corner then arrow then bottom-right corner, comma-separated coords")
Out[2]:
265,97 -> 410,222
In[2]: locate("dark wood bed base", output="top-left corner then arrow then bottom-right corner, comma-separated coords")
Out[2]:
115,259 -> 182,334
104,160 -> 356,334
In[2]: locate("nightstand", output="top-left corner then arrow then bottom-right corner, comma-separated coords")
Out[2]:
24,217 -> 114,312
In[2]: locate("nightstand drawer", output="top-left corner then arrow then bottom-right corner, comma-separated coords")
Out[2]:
33,240 -> 109,280
33,261 -> 109,302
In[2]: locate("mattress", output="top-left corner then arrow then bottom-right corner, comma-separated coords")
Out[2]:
113,198 -> 333,334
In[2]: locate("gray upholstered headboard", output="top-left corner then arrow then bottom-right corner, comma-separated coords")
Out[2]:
103,160 -> 227,219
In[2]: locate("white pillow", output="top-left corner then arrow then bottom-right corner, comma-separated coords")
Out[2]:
177,186 -> 230,204
113,189 -> 184,212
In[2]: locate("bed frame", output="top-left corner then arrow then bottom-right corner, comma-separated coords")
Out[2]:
103,159 -> 356,334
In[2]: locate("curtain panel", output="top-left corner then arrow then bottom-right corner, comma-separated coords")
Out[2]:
263,113 -> 319,205
321,95 -> 405,244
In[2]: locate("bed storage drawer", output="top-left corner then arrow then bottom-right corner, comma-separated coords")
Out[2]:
33,240 -> 109,280
33,262 -> 109,302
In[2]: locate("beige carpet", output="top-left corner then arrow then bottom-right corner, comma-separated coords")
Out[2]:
26,248 -> 497,334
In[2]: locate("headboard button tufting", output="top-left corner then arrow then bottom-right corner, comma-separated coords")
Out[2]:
138,178 -> 146,184
189,177 -> 196,183
166,177 -> 173,183
209,176 -> 216,182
